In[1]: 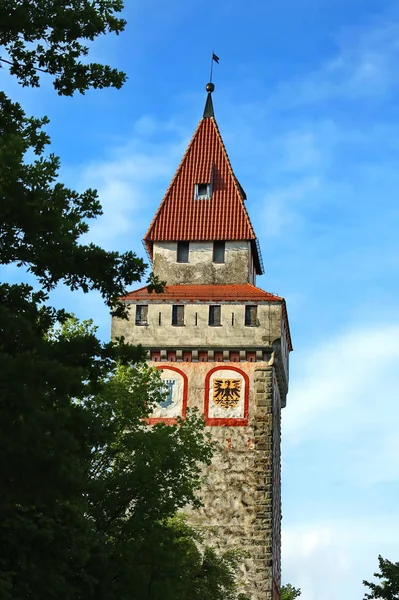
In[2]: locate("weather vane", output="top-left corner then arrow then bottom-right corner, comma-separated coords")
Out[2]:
208,52 -> 219,90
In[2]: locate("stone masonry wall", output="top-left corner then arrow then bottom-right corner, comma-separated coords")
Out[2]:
152,241 -> 256,285
152,361 -> 279,600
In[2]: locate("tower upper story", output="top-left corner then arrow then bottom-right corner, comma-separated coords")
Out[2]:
112,84 -> 292,404
143,87 -> 264,286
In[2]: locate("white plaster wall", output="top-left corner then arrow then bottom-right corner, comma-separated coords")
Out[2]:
152,241 -> 254,285
112,302 -> 283,348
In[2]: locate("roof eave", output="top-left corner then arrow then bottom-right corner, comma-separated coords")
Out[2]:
251,238 -> 265,275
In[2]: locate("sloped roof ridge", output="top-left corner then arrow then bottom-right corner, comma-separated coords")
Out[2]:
144,119 -> 204,242
243,282 -> 283,299
122,282 -> 283,300
144,116 -> 257,244
209,118 -> 256,239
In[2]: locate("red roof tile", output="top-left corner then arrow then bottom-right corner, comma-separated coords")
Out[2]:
122,283 -> 282,302
144,116 -> 257,247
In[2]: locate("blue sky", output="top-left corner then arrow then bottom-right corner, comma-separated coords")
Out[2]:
2,0 -> 399,597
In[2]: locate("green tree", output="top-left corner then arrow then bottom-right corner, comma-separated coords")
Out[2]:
64,337 -> 247,600
281,583 -> 301,600
363,556 -> 399,600
0,0 -> 127,95
126,516 -> 250,600
0,3 -> 248,598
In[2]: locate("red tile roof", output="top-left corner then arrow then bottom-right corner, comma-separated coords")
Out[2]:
122,284 -> 292,350
122,283 -> 280,302
144,115 -> 259,256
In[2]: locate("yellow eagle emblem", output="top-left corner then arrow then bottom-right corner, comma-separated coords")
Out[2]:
213,378 -> 242,409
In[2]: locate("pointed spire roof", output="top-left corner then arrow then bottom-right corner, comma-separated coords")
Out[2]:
144,85 -> 263,274
203,82 -> 215,117
203,92 -> 215,118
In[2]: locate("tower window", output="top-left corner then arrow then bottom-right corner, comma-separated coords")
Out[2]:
245,305 -> 258,327
135,305 -> 148,326
177,241 -> 189,263
172,305 -> 185,326
194,183 -> 211,199
209,305 -> 221,326
213,241 -> 225,263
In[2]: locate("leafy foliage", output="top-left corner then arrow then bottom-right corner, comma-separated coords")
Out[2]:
0,2 -> 248,598
0,0 -> 127,95
0,92 -> 161,317
281,583 -> 301,600
127,515 -> 250,600
1,311 -> 242,599
363,556 -> 399,600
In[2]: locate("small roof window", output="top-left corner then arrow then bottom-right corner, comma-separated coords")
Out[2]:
194,183 -> 211,200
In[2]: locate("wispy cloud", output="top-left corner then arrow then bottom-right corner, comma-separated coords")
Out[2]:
282,516 -> 399,600
261,176 -> 321,237
272,19 -> 399,107
284,323 -> 399,449
63,116 -> 190,252
282,322 -> 399,597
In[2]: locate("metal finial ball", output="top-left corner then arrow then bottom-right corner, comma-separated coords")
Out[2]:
206,82 -> 215,93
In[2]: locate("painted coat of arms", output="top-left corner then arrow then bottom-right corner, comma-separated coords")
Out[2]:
159,379 -> 177,408
213,378 -> 242,409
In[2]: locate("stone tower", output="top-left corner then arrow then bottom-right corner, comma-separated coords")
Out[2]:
112,85 -> 292,600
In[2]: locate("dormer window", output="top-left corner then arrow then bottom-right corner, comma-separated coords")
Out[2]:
194,183 -> 211,200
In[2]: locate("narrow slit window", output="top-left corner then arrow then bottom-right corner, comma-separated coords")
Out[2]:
172,305 -> 185,326
209,305 -> 221,326
245,305 -> 258,327
135,305 -> 148,325
213,241 -> 225,263
177,241 -> 189,263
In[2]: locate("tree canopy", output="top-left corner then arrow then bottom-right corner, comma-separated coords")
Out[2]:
0,0 -> 127,95
363,556 -> 399,600
281,583 -> 301,600
0,3 -> 248,598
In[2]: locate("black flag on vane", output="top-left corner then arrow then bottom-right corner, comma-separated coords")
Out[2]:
212,53 -> 220,63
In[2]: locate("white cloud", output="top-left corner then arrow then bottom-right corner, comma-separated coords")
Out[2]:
271,19 -> 399,108
64,118 -> 189,252
284,323 -> 399,448
281,323 -> 399,598
261,176 -> 320,237
282,516 -> 399,600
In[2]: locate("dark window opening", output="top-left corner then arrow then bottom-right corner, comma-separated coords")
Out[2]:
195,183 -> 211,199
209,305 -> 221,326
245,305 -> 258,327
135,305 -> 148,325
213,241 -> 225,263
172,305 -> 185,326
177,241 -> 189,263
